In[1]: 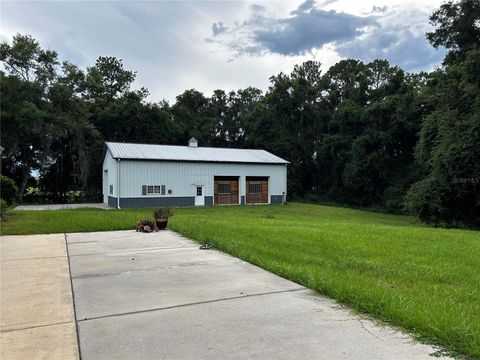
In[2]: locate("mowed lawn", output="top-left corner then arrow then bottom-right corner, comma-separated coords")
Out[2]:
2,203 -> 479,358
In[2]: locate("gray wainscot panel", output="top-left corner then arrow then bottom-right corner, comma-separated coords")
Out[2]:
119,197 -> 195,208
108,196 -> 117,208
204,196 -> 213,206
270,195 -> 284,204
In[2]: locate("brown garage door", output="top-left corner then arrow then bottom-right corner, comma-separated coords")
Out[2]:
214,176 -> 239,205
246,177 -> 268,204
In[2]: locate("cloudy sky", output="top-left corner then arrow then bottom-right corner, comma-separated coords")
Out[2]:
1,0 -> 446,103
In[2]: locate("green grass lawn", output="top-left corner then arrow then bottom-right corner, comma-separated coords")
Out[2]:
2,203 -> 479,358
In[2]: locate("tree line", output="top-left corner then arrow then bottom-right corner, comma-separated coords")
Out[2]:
1,0 -> 479,227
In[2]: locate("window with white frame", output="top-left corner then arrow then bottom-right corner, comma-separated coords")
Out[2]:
142,185 -> 167,196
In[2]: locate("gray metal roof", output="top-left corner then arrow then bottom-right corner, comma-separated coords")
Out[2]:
105,142 -> 289,164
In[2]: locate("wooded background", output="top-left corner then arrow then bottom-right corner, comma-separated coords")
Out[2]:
1,0 -> 479,227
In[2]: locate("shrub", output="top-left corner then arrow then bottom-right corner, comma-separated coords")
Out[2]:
406,173 -> 480,228
23,187 -> 53,204
153,208 -> 174,219
0,199 -> 8,219
65,190 -> 82,204
405,177 -> 455,227
383,186 -> 406,214
0,176 -> 18,205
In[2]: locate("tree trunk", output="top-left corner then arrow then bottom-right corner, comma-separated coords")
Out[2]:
17,162 -> 31,204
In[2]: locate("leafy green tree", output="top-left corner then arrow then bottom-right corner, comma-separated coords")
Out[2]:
40,75 -> 101,201
171,89 -> 215,145
0,71 -> 48,202
85,56 -> 137,101
243,61 -> 327,196
1,36 -> 102,202
407,66 -> 480,226
0,33 -> 58,86
94,91 -> 175,144
315,58 -> 421,209
427,0 -> 480,61
407,0 -> 480,226
0,35 -> 60,202
324,59 -> 369,106
0,175 -> 18,204
210,87 -> 262,148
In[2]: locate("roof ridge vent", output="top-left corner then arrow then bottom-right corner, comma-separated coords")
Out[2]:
188,137 -> 198,147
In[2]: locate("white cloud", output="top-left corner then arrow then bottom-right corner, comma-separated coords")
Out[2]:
0,0 -> 445,103
208,0 -> 446,72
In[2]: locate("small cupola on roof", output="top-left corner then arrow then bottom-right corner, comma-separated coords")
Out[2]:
188,137 -> 198,147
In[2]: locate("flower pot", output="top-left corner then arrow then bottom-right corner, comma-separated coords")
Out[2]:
155,218 -> 168,230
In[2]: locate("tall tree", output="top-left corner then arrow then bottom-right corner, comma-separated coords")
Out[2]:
40,69 -> 101,201
427,0 -> 480,61
211,87 -> 262,147
244,61 -> 326,196
0,34 -> 60,201
0,33 -> 58,86
313,58 -> 423,210
171,89 -> 215,145
85,56 -> 137,101
407,0 -> 480,227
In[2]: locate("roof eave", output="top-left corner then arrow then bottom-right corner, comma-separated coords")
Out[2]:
109,157 -> 289,165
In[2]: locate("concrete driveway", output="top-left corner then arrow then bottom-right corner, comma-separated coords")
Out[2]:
0,234 -> 79,360
14,203 -> 109,211
1,230 -> 447,359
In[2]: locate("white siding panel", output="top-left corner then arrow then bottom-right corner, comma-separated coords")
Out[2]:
102,149 -> 118,200
119,160 -> 287,199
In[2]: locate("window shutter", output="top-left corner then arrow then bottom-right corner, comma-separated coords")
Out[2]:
142,185 -> 147,195
161,185 -> 166,195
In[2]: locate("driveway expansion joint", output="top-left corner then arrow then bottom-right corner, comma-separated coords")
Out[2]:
72,259 -> 245,279
68,246 -> 199,257
2,255 -> 68,262
65,233 -> 82,360
77,288 -> 305,322
0,320 -> 75,333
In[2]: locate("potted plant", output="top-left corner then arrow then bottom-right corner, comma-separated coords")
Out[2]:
153,208 -> 174,230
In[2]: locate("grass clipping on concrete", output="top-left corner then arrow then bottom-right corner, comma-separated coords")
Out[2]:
2,203 -> 479,357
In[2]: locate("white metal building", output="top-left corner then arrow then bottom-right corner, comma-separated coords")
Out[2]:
101,138 -> 288,208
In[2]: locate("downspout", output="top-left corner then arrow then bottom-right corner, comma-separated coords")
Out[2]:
117,159 -> 121,209
283,163 -> 288,205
